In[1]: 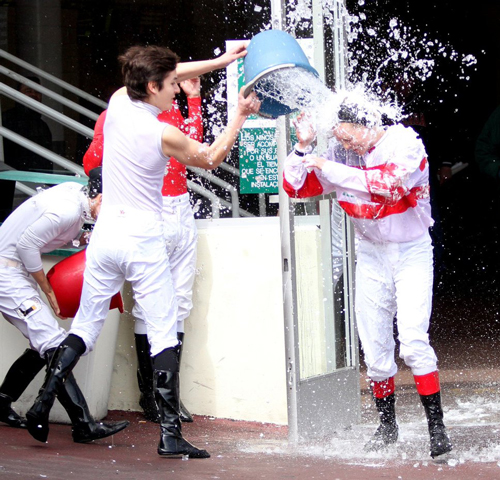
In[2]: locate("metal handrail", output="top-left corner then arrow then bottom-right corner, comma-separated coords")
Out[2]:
0,48 -> 107,110
187,180 -> 221,219
218,162 -> 239,177
188,166 -> 240,217
0,82 -> 94,138
0,52 -> 257,217
0,126 -> 86,176
0,66 -> 100,122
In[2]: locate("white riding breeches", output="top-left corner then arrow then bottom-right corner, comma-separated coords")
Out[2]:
70,206 -> 178,356
355,232 -> 438,382
133,193 -> 197,335
0,265 -> 67,357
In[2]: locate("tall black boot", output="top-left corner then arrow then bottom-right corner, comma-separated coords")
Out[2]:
420,391 -> 453,458
364,393 -> 399,451
154,357 -> 209,459
26,344 -> 81,442
56,371 -> 129,443
177,332 -> 193,423
0,349 -> 46,428
135,333 -> 161,423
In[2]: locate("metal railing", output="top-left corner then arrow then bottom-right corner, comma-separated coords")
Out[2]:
0,48 -> 254,218
0,49 -> 107,110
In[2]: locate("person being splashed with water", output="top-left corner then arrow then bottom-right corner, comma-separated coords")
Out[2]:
283,93 -> 452,459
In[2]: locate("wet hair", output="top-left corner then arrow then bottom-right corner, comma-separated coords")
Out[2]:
118,45 -> 180,101
87,167 -> 102,198
337,98 -> 382,128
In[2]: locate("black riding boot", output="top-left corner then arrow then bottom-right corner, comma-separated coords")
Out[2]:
155,369 -> 209,458
177,332 -> 193,423
0,349 -> 46,428
26,344 -> 81,442
56,371 -> 129,443
364,393 -> 399,451
135,333 -> 161,423
420,391 -> 453,458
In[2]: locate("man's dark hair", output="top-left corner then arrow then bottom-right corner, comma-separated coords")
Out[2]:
118,45 -> 180,101
337,99 -> 381,128
337,103 -> 370,126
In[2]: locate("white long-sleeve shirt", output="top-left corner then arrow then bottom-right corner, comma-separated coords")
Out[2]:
283,124 -> 433,243
0,182 -> 89,272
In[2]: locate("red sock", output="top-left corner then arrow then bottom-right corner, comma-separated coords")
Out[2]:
371,377 -> 395,399
414,371 -> 440,396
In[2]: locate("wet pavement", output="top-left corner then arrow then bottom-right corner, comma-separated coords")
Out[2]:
2,283 -> 500,478
1,387 -> 500,480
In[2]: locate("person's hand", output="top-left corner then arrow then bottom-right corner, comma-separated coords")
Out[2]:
180,77 -> 201,98
438,165 -> 452,185
45,289 -> 67,320
237,87 -> 261,117
293,112 -> 316,148
303,155 -> 327,171
217,42 -> 249,68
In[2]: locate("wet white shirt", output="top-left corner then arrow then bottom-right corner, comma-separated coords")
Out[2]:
0,182 -> 89,272
102,94 -> 170,214
284,124 -> 433,243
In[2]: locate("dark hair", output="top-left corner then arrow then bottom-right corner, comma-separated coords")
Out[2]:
87,167 -> 102,198
118,45 -> 180,101
337,99 -> 381,128
338,103 -> 370,126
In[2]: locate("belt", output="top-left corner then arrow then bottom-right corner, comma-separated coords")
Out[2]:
0,257 -> 21,269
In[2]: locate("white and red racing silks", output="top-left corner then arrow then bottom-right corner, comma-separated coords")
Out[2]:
283,124 -> 434,244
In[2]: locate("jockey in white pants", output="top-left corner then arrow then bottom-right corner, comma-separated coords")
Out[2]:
0,175 -> 129,442
283,95 -> 452,459
26,43 -> 261,457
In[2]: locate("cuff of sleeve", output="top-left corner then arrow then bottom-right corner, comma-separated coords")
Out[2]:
294,144 -> 313,156
187,96 -> 202,106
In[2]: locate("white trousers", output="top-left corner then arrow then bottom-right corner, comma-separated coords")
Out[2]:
70,206 -> 178,356
355,232 -> 437,382
0,265 -> 67,357
133,193 -> 197,335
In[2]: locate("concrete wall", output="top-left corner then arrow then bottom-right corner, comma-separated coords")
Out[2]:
107,217 -> 288,425
0,217 -> 288,425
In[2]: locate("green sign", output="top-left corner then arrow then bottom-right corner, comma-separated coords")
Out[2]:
239,128 -> 279,194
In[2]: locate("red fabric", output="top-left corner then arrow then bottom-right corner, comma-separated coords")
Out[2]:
81,97 -> 203,197
83,110 -> 106,176
371,377 -> 395,398
338,184 -> 428,220
158,97 -> 203,197
414,371 -> 440,396
47,249 -> 123,318
282,171 -> 324,198
364,162 -> 410,206
419,157 -> 427,172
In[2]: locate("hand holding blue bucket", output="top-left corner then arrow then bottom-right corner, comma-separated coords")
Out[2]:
243,30 -> 319,119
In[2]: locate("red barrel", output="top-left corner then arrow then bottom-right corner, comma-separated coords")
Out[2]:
47,249 -> 124,318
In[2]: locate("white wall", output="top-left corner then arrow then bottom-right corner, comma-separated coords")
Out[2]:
108,217 -> 288,425
0,218 -> 288,425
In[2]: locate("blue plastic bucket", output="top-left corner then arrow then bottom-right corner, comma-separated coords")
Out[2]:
243,30 -> 319,119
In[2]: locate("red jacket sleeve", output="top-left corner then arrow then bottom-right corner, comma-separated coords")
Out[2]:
184,97 -> 203,142
83,110 -> 106,176
283,171 -> 324,198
